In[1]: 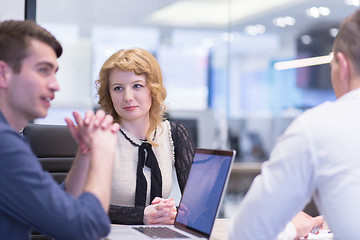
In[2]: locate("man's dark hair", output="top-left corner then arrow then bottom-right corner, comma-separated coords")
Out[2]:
0,20 -> 62,73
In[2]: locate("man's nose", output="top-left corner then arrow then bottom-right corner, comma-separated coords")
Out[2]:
48,75 -> 60,92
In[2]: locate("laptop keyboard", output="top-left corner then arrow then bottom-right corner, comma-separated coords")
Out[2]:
132,226 -> 190,238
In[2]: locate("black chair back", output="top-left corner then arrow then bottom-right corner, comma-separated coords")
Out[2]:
23,124 -> 77,184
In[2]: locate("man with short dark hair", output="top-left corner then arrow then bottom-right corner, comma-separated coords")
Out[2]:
0,19 -> 119,239
230,9 -> 360,240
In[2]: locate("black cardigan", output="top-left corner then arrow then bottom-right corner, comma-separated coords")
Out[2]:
108,121 -> 195,225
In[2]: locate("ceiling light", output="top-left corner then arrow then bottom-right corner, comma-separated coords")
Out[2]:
345,0 -> 360,7
318,7 -> 330,16
222,32 -> 235,42
274,52 -> 333,70
273,16 -> 295,28
148,0 -> 304,28
306,7 -> 320,18
273,18 -> 286,28
329,28 -> 339,37
301,35 -> 312,45
244,24 -> 266,36
306,7 -> 330,18
284,16 -> 296,26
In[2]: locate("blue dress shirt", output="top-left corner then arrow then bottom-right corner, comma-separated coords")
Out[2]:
0,112 -> 110,240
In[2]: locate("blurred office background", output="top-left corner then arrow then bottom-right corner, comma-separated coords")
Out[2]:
3,0 -> 359,217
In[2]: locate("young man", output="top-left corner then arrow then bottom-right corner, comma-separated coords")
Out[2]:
230,9 -> 360,240
0,20 -> 119,239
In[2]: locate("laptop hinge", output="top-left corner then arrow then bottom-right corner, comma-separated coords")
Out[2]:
174,223 -> 210,238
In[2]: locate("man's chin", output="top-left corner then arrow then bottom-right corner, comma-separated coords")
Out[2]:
34,110 -> 48,120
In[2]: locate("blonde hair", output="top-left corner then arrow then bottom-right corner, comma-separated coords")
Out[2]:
96,48 -> 167,145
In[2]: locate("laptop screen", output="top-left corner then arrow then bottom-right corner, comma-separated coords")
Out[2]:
175,148 -> 235,236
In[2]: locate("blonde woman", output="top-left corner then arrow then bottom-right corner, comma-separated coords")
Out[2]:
96,48 -> 195,225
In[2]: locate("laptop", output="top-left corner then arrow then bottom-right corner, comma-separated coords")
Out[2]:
105,148 -> 236,240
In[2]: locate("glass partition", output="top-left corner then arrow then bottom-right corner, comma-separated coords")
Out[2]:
0,0 -> 24,21
3,0 -> 358,158
2,0 -> 359,219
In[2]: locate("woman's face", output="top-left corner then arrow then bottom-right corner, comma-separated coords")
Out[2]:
109,69 -> 152,124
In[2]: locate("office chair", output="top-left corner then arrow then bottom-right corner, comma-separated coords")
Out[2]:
22,124 -> 78,240
22,123 -> 77,184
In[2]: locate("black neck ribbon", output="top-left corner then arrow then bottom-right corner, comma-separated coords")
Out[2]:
119,129 -> 162,206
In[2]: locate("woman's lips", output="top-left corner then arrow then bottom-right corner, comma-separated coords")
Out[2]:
123,106 -> 137,111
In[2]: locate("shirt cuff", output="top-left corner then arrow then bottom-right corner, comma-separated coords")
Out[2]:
276,222 -> 297,240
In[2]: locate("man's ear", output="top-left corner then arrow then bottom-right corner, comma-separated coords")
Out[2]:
336,52 -> 351,84
0,60 -> 11,88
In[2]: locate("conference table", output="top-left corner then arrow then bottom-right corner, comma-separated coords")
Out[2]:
209,218 -> 229,240
105,218 -> 335,240
105,218 -> 230,240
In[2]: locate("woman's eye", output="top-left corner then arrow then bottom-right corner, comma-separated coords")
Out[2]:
134,84 -> 143,89
114,86 -> 123,91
